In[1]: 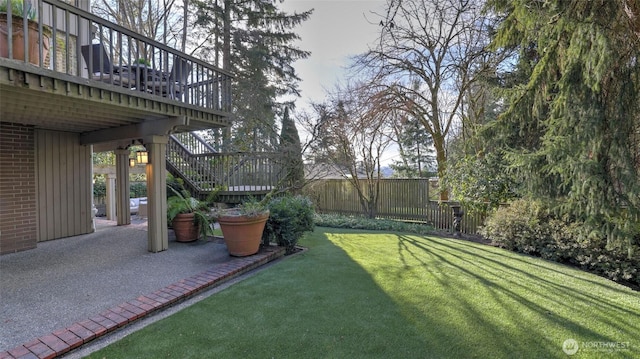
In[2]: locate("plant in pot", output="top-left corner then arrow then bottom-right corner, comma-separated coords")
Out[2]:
135,58 -> 151,66
167,187 -> 213,243
214,197 -> 270,257
0,0 -> 51,65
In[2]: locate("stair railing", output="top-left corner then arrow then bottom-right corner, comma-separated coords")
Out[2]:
167,133 -> 283,197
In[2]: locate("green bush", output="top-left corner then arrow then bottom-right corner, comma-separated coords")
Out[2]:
481,199 -> 640,287
130,182 -> 147,198
479,200 -> 551,255
93,180 -> 106,197
262,195 -> 315,254
93,178 -> 146,199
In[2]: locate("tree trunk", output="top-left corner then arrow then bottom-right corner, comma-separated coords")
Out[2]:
433,133 -> 448,200
181,0 -> 188,53
223,0 -> 231,72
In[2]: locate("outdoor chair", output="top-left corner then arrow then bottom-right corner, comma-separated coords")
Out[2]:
146,56 -> 192,100
81,44 -> 136,88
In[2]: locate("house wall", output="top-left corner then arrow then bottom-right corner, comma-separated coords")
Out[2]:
0,123 -> 38,254
0,125 -> 94,255
35,130 -> 93,242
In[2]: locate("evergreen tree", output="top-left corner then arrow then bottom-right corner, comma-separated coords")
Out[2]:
307,101 -> 351,167
487,0 -> 640,252
390,115 -> 435,178
278,107 -> 304,191
192,0 -> 312,151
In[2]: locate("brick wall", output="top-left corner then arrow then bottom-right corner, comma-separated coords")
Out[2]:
0,123 -> 37,254
52,33 -> 78,74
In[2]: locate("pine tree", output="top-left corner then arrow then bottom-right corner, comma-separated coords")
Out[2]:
487,0 -> 640,252
192,0 -> 312,151
278,107 -> 305,191
390,115 -> 435,178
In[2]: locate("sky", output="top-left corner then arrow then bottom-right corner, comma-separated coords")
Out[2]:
280,0 -> 400,165
281,0 -> 386,108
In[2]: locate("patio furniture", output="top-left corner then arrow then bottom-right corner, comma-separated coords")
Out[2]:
121,63 -> 162,92
146,56 -> 192,99
81,44 -> 136,88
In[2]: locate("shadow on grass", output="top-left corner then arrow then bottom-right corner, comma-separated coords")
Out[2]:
87,229 -> 427,358
391,232 -> 639,358
86,227 -> 639,359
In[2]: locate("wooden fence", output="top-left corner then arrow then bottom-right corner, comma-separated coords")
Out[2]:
425,201 -> 487,235
305,179 -> 486,235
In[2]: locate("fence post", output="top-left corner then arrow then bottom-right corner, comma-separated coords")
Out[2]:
451,204 -> 464,237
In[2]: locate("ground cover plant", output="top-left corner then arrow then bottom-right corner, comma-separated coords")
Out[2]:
87,225 -> 639,358
315,213 -> 435,235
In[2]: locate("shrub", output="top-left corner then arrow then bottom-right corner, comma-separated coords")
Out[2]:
262,195 -> 315,254
479,199 -> 551,255
481,199 -> 640,287
315,213 -> 435,236
130,182 -> 147,198
93,180 -> 106,198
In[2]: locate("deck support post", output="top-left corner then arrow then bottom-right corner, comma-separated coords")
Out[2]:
105,173 -> 116,220
145,136 -> 168,252
115,148 -> 131,225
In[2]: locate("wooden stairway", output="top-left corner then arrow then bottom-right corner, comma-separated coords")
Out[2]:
166,132 -> 282,203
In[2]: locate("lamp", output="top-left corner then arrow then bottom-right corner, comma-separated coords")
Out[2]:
136,150 -> 149,164
129,158 -> 136,167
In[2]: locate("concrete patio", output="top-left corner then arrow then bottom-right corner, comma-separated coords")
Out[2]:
0,218 -> 284,358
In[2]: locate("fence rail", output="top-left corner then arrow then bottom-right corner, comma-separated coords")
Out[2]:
305,179 -> 486,235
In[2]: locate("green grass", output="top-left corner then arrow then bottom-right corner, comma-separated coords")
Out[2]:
88,228 -> 640,359
212,227 -> 223,237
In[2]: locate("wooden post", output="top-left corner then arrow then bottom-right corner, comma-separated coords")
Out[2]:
145,136 -> 168,252
105,173 -> 116,220
115,148 -> 131,225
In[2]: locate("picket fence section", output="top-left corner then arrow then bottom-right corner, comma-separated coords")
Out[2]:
305,179 -> 486,236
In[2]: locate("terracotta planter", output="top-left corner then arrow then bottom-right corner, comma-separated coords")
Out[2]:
172,213 -> 201,242
218,212 -> 269,257
0,15 -> 51,65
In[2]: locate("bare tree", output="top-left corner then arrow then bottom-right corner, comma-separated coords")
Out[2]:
91,0 -> 183,57
359,0 -> 491,199
306,81 -> 397,218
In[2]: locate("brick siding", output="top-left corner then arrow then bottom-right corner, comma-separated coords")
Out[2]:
0,123 -> 37,254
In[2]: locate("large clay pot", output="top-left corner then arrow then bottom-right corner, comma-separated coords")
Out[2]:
0,15 -> 51,65
218,212 -> 269,257
172,213 -> 201,242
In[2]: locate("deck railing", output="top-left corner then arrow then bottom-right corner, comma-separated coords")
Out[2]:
0,0 -> 232,112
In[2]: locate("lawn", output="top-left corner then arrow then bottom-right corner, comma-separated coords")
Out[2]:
88,228 -> 640,358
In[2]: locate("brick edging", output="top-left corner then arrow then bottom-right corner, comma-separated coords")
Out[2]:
0,247 -> 286,359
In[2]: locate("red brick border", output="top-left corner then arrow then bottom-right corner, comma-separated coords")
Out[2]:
1,247 -> 285,358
